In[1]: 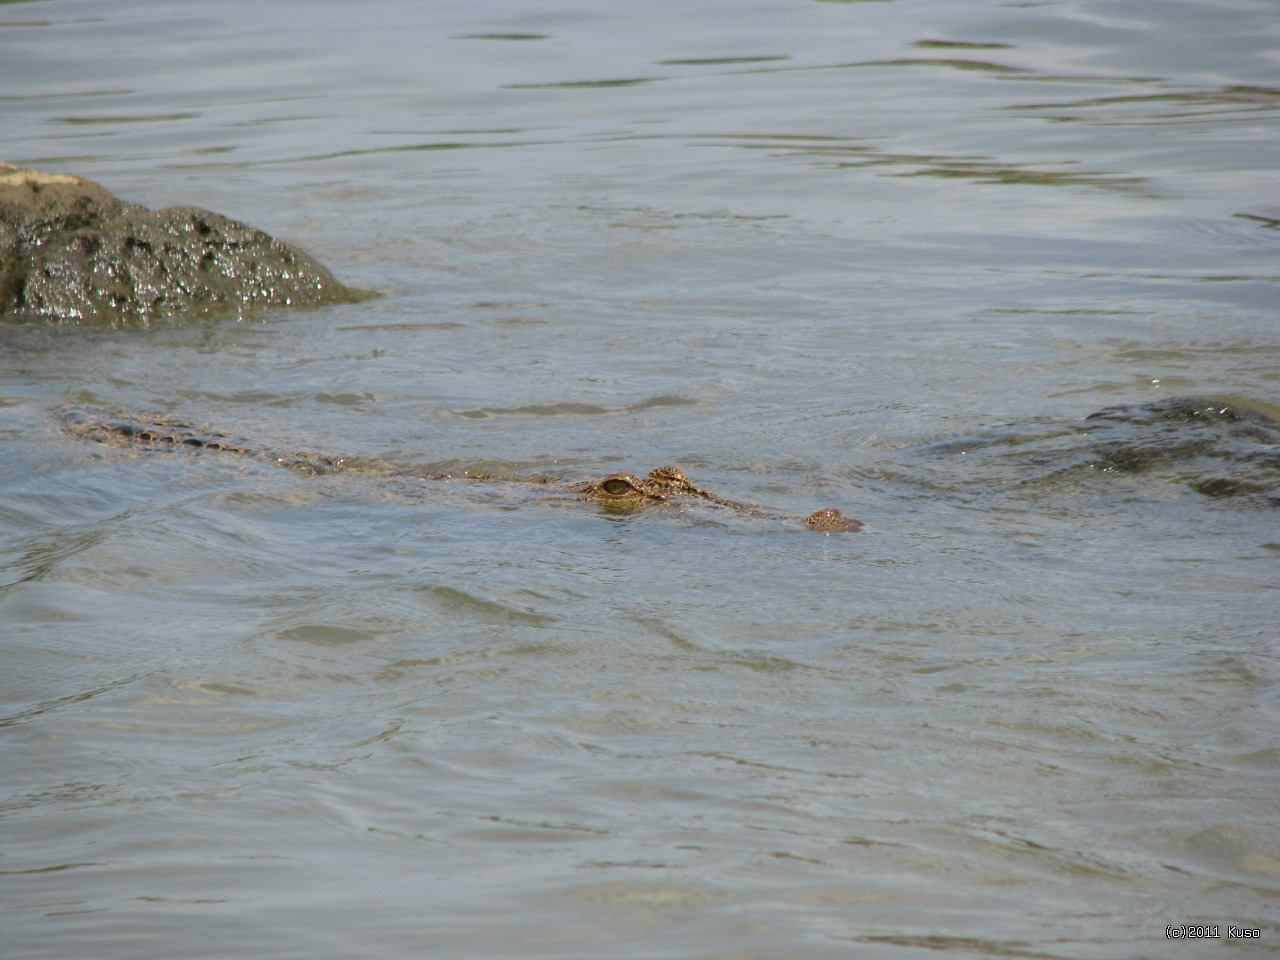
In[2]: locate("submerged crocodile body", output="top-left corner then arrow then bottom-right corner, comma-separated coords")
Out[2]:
59,408 -> 863,532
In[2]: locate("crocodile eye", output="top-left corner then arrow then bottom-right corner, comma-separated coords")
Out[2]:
601,477 -> 634,496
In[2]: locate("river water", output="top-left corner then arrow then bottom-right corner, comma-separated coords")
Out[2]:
2,1 -> 1278,957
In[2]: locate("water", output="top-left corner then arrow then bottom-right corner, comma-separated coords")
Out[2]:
2,1 -> 1278,957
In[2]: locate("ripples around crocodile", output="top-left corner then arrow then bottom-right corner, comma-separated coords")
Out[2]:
57,395 -> 1279,548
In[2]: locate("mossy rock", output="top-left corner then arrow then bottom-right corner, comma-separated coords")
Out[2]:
0,164 -> 371,325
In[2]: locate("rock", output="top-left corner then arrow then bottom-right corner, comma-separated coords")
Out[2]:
920,396 -> 1280,508
1081,397 -> 1280,503
0,164 -> 370,325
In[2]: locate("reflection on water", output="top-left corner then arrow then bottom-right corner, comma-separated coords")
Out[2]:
1011,84 -> 1280,122
708,132 -> 1150,191
2,0 -> 1279,958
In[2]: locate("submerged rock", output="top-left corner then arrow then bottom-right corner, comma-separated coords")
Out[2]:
0,164 -> 370,325
910,396 -> 1280,508
1082,397 -> 1280,503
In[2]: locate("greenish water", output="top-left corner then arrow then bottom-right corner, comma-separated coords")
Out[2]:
2,1 -> 1278,958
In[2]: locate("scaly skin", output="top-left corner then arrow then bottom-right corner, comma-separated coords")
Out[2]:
57,408 -> 348,475
59,409 -> 864,532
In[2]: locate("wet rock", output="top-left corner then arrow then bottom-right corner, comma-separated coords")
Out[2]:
0,164 -> 370,325
911,396 -> 1280,508
1082,397 -> 1280,504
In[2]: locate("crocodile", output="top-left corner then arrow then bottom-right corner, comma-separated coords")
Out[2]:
58,408 -> 864,532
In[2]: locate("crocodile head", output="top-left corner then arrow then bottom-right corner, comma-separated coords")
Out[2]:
577,466 -> 863,531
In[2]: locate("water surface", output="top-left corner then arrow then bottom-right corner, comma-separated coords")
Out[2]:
2,1 -> 1278,957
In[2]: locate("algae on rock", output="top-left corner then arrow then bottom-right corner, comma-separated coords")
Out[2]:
0,164 -> 370,325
